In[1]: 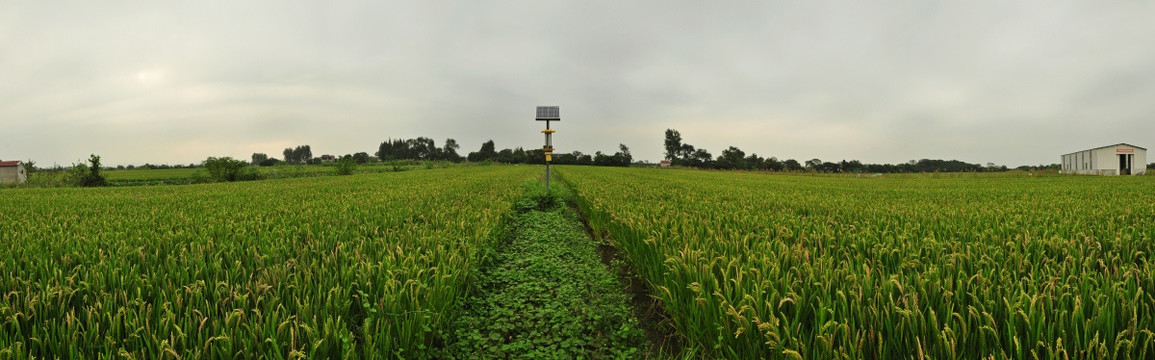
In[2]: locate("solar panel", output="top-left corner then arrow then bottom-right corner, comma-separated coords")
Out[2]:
535,106 -> 560,120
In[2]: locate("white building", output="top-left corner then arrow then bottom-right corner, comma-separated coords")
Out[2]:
1061,143 -> 1146,175
0,161 -> 28,183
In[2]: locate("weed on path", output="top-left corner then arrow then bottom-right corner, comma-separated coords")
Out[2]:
442,189 -> 648,359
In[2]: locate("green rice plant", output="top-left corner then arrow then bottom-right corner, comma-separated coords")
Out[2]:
0,166 -> 536,358
559,166 -> 1155,359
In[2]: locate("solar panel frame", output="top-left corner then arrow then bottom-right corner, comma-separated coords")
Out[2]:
535,106 -> 560,121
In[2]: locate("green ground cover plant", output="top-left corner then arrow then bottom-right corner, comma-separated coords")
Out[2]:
442,182 -> 646,359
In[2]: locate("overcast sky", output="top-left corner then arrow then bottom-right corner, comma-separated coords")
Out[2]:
3,1 -> 1154,167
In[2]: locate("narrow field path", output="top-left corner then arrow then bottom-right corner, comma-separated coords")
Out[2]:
442,193 -> 649,359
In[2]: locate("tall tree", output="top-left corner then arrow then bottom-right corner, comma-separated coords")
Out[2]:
299,145 -> 312,162
443,138 -> 461,162
468,140 -> 498,162
784,159 -> 803,171
663,129 -> 683,160
616,143 -> 633,166
251,153 -> 268,165
718,146 -> 747,170
352,152 -> 371,164
408,137 -> 437,160
805,159 -> 823,169
691,148 -> 713,168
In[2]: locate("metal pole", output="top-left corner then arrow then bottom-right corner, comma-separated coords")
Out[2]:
536,107 -> 558,194
545,119 -> 551,193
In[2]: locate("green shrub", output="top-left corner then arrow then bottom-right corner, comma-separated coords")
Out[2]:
72,154 -> 107,187
202,157 -> 262,182
334,157 -> 357,175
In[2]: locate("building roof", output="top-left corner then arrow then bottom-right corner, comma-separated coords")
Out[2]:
0,161 -> 21,167
1062,143 -> 1147,156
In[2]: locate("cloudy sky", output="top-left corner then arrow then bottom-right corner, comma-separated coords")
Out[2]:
2,1 -> 1154,167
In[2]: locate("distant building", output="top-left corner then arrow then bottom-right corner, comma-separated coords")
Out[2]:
319,155 -> 337,162
0,161 -> 27,183
660,159 -> 671,168
1061,143 -> 1147,175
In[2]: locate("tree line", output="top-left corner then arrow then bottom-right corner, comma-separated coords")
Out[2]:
464,140 -> 632,166
244,138 -> 633,167
664,128 -> 1025,173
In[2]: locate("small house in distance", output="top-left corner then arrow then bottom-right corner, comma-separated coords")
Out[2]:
1061,143 -> 1146,175
0,161 -> 27,183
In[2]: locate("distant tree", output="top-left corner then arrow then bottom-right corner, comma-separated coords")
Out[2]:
443,138 -> 462,162
512,147 -> 528,164
783,159 -> 803,171
717,146 -> 747,170
687,148 -> 713,168
496,148 -> 514,163
525,148 -> 546,164
744,154 -> 765,170
569,151 -> 585,165
282,145 -> 312,164
23,159 -> 36,174
817,161 -> 841,173
468,140 -> 498,162
377,138 -> 404,161
616,144 -> 633,166
680,144 -> 697,160
72,154 -> 107,187
251,153 -> 269,165
578,152 -> 593,165
352,152 -> 371,164
1149,162 -> 1155,170
409,137 -> 437,160
805,159 -> 823,170
593,151 -> 614,166
299,146 -> 312,163
840,160 -> 864,173
664,129 -> 683,161
760,156 -> 781,171
258,158 -> 281,166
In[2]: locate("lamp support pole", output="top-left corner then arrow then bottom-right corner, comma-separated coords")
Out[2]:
543,119 -> 553,193
535,106 -> 560,195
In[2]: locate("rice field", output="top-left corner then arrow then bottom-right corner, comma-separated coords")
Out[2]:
4,164 -> 1152,359
559,166 -> 1155,359
0,166 -> 536,358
